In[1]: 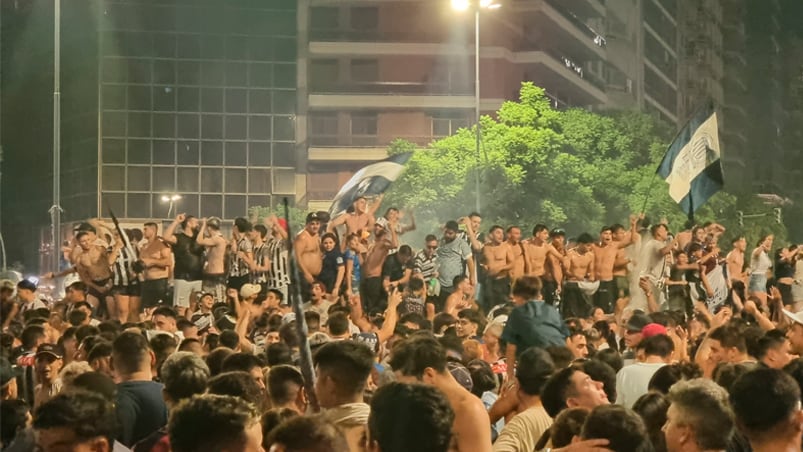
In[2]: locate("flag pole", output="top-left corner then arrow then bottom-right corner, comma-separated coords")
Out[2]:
283,198 -> 319,413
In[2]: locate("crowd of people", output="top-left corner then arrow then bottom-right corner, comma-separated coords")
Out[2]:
1,193 -> 803,452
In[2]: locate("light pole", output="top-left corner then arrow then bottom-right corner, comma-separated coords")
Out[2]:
161,194 -> 182,218
451,0 -> 499,213
50,0 -> 62,274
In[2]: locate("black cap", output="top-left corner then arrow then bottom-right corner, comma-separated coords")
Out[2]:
550,228 -> 566,237
73,222 -> 96,233
625,312 -> 651,333
35,343 -> 64,359
16,279 -> 36,292
0,357 -> 22,387
306,212 -> 321,224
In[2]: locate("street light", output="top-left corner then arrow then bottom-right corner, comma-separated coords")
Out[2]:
161,194 -> 182,218
451,0 -> 500,214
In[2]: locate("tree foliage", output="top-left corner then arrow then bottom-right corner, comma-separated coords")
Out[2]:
383,82 -> 789,242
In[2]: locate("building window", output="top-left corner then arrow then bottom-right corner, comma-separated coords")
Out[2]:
310,59 -> 339,87
310,113 -> 338,136
351,114 -> 377,136
273,168 -> 296,194
310,7 -> 339,29
350,7 -> 378,30
350,59 -> 378,83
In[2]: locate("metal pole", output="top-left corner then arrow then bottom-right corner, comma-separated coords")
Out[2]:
474,7 -> 481,214
51,0 -> 62,273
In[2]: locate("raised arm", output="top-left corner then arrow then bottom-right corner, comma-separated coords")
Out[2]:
196,219 -> 216,246
163,213 -> 185,245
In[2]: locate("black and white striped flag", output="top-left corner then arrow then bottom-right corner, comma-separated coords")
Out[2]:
328,153 -> 412,219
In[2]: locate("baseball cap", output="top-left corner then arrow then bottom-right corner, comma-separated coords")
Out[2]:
16,279 -> 36,292
282,313 -> 297,325
783,309 -> 803,326
447,361 -> 473,392
640,323 -> 668,339
0,357 -> 22,388
239,284 -> 261,299
306,212 -> 321,224
625,312 -> 651,333
35,343 -> 64,360
0,280 -> 14,291
309,332 -> 331,349
550,228 -> 566,237
207,217 -> 222,229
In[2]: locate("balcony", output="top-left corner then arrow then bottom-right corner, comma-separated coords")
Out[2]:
515,48 -> 607,105
514,0 -> 606,61
307,134 -> 435,162
309,80 -> 474,96
309,29 -> 446,44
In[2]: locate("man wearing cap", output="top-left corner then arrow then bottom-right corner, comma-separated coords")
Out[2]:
197,216 -> 228,303
615,332 -> 673,408
437,221 -> 475,311
783,308 -> 803,355
622,311 -> 651,365
15,280 -> 46,318
295,212 -> 323,301
33,344 -> 64,409
0,357 -> 21,400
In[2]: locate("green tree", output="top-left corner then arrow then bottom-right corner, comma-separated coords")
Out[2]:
383,82 -> 789,243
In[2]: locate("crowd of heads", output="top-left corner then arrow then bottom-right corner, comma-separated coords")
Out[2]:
0,199 -> 802,451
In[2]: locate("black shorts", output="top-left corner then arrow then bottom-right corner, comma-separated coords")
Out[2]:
87,278 -> 111,300
141,278 -> 169,309
594,280 -> 616,314
110,281 -> 141,297
779,283 -> 794,306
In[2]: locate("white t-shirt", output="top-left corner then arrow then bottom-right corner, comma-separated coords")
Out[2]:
615,362 -> 667,408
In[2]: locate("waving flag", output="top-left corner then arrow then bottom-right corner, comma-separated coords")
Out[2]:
657,103 -> 723,216
328,153 -> 412,219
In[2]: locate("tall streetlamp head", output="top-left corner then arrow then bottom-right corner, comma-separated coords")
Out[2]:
451,0 -> 470,11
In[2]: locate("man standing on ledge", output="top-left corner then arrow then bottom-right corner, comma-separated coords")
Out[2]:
296,212 -> 323,302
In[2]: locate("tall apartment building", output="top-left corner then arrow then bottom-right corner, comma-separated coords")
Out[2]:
299,0 -> 612,210
606,0 -> 680,124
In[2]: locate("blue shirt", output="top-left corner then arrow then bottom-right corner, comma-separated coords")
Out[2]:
501,300 -> 569,356
345,249 -> 361,283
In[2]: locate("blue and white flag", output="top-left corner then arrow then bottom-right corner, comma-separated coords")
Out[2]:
328,153 -> 412,219
657,103 -> 723,215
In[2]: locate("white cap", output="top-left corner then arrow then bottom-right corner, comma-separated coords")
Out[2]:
239,284 -> 261,299
783,309 -> 803,326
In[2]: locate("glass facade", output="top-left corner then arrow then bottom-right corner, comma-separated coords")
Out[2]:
98,0 -> 297,219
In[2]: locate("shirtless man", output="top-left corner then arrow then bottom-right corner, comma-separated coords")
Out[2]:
73,231 -> 119,310
523,224 -> 564,278
505,226 -> 526,282
327,196 -> 375,249
197,217 -> 228,303
295,212 -> 323,302
562,233 -> 596,318
444,275 -> 477,316
360,223 -> 397,314
390,335 -> 492,452
543,228 -> 567,306
612,222 -> 639,313
481,225 -> 513,311
726,235 -> 748,285
592,217 -> 637,314
139,222 -> 172,311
